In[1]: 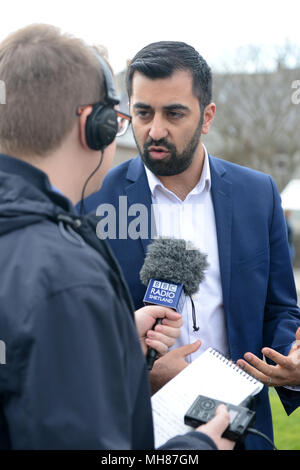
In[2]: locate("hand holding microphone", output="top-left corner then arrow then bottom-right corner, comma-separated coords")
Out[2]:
139,237 -> 208,370
134,305 -> 183,356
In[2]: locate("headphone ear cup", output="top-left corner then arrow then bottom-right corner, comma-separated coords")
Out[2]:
85,104 -> 118,151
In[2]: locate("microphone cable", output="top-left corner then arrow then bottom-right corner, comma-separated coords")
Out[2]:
190,295 -> 199,332
247,428 -> 278,450
78,151 -> 104,216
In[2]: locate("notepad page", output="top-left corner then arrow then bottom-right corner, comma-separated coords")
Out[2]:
151,347 -> 263,448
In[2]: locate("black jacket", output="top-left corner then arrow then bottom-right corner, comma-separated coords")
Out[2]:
0,154 -> 216,450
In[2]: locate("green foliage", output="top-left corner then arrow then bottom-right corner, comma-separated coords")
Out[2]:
269,389 -> 300,450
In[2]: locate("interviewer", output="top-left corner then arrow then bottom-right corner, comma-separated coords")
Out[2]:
0,24 -> 233,450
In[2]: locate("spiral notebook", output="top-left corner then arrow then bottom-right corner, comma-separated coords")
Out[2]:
151,347 -> 263,448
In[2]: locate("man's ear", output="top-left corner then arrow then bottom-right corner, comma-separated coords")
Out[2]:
78,106 -> 93,149
201,103 -> 216,135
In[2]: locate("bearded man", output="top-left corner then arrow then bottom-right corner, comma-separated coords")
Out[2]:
82,41 -> 300,450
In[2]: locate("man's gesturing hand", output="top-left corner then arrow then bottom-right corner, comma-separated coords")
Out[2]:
237,326 -> 300,387
150,341 -> 202,394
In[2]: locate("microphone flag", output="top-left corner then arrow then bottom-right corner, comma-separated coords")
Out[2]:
143,278 -> 185,313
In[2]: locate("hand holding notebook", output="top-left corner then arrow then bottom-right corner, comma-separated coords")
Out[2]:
151,347 -> 263,448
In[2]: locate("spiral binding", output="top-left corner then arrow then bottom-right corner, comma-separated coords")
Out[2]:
209,347 -> 260,384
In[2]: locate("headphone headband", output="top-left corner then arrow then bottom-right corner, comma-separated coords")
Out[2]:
84,48 -> 120,151
91,50 -> 120,105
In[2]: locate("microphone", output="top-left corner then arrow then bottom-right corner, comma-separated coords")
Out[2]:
139,237 -> 208,370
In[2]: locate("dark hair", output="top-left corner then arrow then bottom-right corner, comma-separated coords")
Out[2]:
126,41 -> 212,111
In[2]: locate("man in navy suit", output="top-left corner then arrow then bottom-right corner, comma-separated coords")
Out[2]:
82,41 -> 300,449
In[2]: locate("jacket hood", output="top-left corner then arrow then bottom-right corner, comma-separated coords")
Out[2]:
0,154 -> 78,237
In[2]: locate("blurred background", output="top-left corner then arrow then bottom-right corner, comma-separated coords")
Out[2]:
1,0 -> 300,449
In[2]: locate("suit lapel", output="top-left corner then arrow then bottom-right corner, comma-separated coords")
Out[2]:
209,156 -> 233,313
125,157 -> 154,253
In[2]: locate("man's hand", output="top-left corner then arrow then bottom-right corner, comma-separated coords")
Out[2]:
150,341 -> 202,394
236,326 -> 300,387
196,404 -> 235,450
134,306 -> 182,356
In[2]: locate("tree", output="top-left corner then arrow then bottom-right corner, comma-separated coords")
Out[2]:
204,44 -> 300,192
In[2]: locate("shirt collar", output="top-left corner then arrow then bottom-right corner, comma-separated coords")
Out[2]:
145,143 -> 211,198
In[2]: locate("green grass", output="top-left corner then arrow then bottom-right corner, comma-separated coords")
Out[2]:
269,389 -> 300,450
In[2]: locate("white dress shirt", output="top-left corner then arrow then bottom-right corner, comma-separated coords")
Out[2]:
145,145 -> 229,363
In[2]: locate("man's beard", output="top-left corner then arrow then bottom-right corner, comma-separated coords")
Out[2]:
134,118 -> 203,177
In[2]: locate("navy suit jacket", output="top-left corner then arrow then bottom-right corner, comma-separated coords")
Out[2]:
82,154 -> 300,450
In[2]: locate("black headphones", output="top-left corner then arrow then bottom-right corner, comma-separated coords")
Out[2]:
85,53 -> 120,151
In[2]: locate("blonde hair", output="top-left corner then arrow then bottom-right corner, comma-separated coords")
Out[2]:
0,24 -> 105,156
